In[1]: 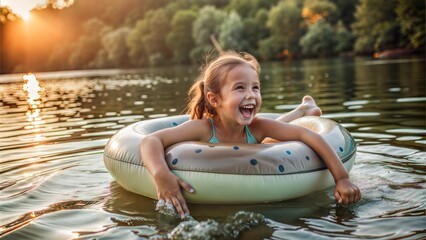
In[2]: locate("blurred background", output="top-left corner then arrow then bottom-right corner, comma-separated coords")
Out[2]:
1,0 -> 425,74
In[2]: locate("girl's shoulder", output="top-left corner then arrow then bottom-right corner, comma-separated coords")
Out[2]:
181,118 -> 211,129
250,116 -> 275,126
181,118 -> 213,141
249,116 -> 292,140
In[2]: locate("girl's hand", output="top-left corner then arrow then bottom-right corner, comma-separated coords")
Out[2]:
334,178 -> 361,205
153,170 -> 195,218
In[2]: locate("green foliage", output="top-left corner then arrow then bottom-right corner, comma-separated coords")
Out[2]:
352,0 -> 401,53
258,36 -> 284,60
167,9 -> 198,64
300,20 -> 337,57
191,6 -> 226,60
68,18 -> 111,69
330,0 -> 358,29
242,9 -> 270,56
219,11 -> 247,51
98,27 -> 131,68
2,0 -> 423,73
127,8 -> 172,66
335,21 -> 354,52
302,0 -> 339,25
228,0 -> 256,18
396,0 -> 425,49
263,0 -> 304,57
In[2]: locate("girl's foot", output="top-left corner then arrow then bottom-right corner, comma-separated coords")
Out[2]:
298,95 -> 322,116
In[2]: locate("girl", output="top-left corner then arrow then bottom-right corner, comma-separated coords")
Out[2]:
140,51 -> 361,218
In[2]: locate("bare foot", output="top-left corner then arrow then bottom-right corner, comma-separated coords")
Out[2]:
298,95 -> 322,116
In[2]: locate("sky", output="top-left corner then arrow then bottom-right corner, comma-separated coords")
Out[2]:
1,0 -> 74,20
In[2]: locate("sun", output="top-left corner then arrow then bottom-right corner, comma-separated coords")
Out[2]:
1,0 -> 75,21
20,10 -> 32,21
1,0 -> 46,21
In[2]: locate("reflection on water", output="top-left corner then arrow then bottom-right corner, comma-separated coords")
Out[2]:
0,57 -> 425,239
23,73 -> 44,141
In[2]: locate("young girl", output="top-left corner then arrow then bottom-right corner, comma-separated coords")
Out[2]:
140,51 -> 361,218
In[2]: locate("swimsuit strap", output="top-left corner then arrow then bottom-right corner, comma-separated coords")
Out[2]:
208,118 -> 258,144
208,118 -> 220,144
244,125 -> 258,144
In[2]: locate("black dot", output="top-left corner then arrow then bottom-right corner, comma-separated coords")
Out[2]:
250,159 -> 258,165
172,158 -> 178,165
195,149 -> 202,153
233,146 -> 239,150
278,165 -> 285,172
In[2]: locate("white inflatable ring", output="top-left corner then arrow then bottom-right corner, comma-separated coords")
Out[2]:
103,113 -> 356,204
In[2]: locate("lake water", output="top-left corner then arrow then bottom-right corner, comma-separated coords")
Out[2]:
0,57 -> 425,239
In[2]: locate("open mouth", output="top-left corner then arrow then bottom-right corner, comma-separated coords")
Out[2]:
240,105 -> 255,118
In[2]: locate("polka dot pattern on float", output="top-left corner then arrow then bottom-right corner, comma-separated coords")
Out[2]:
172,158 -> 178,165
339,147 -> 344,152
195,149 -> 202,153
250,159 -> 258,165
305,156 -> 310,160
233,146 -> 239,150
172,122 -> 178,126
286,150 -> 292,155
278,165 -> 285,172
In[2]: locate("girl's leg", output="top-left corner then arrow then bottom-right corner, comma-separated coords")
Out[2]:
276,95 -> 322,123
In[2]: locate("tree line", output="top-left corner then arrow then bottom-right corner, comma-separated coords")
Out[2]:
1,0 -> 424,74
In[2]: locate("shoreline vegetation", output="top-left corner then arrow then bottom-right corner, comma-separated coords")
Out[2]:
1,0 -> 425,75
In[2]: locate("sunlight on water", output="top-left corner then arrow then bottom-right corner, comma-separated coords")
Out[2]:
23,74 -> 44,140
0,58 -> 425,239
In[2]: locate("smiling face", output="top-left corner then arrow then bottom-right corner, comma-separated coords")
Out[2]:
209,63 -> 261,126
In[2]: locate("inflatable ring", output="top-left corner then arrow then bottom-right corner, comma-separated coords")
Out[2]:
103,113 -> 356,204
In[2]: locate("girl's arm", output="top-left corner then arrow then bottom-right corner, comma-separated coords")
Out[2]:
253,118 -> 361,204
140,120 -> 208,218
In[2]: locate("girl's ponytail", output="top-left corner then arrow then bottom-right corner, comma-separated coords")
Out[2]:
187,79 -> 207,119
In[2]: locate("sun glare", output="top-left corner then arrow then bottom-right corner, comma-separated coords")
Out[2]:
1,0 -> 46,21
21,11 -> 32,21
23,73 -> 46,140
23,73 -> 41,102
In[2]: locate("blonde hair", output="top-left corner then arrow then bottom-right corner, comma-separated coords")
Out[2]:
187,51 -> 261,119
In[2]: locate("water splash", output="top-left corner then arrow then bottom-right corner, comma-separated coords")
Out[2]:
168,211 -> 265,240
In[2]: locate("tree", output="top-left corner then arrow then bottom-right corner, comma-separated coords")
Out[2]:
219,11 -> 246,51
68,18 -> 111,69
330,0 -> 358,29
97,27 -> 131,68
127,19 -> 148,66
260,0 -> 304,59
227,0 -> 279,18
352,0 -> 401,53
300,20 -> 337,57
302,0 -> 339,25
167,9 -> 197,64
242,9 -> 270,56
191,6 -> 226,61
228,0 -> 256,18
335,21 -> 354,52
396,0 -> 425,49
127,8 -> 172,66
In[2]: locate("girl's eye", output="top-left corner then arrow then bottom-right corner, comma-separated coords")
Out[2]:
253,85 -> 260,90
236,86 -> 244,90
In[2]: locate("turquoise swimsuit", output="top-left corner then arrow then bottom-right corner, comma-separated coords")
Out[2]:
208,118 -> 258,144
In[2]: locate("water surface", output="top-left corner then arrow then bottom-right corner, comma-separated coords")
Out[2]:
0,57 -> 425,239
